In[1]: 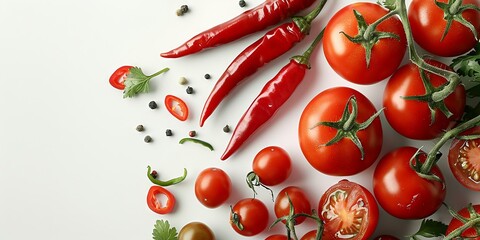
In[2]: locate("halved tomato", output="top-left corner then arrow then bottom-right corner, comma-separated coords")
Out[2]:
448,126 -> 480,191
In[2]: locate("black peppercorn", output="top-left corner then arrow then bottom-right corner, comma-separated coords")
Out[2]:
186,86 -> 194,94
223,125 -> 230,133
176,5 -> 189,16
239,0 -> 246,7
136,125 -> 144,132
204,73 -> 211,79
144,135 -> 153,143
148,101 -> 157,109
166,129 -> 173,136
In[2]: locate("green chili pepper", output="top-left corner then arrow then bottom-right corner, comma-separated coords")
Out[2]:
147,165 -> 187,186
179,137 -> 214,151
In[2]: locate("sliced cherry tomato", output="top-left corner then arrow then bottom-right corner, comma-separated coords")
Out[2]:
165,94 -> 189,121
274,186 -> 311,225
319,180 -> 378,240
194,167 -> 231,208
448,126 -> 480,191
323,2 -> 406,84
408,0 -> 480,57
252,146 -> 292,186
146,185 -> 175,214
298,87 -> 383,176
109,65 -> 132,90
265,235 -> 290,240
383,59 -> 466,140
230,198 -> 269,236
373,146 -> 446,219
178,222 -> 215,240
445,204 -> 480,238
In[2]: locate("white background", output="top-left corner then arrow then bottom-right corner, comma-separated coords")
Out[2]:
1,0 -> 479,239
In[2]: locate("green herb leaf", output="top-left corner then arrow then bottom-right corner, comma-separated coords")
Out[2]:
409,219 -> 448,239
152,220 -> 178,240
123,67 -> 169,98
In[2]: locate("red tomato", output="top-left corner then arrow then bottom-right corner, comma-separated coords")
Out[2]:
300,230 -> 317,240
165,95 -> 189,121
373,147 -> 446,219
408,0 -> 480,57
383,59 -> 466,140
323,2 -> 406,84
252,146 -> 292,186
445,204 -> 480,238
448,126 -> 480,191
298,87 -> 383,176
319,180 -> 378,240
265,235 -> 290,240
194,168 -> 231,208
109,65 -> 132,90
274,186 -> 311,225
146,185 -> 175,214
230,198 -> 269,236
373,235 -> 399,240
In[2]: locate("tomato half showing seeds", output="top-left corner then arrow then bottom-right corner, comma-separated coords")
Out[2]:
230,198 -> 269,236
373,147 -> 446,219
274,186 -> 311,225
408,0 -> 480,57
383,59 -> 466,140
194,167 -> 231,208
323,2 -> 406,84
318,180 -> 379,240
165,95 -> 189,121
146,185 -> 176,214
298,87 -> 383,176
178,222 -> 215,240
109,65 -> 132,90
445,204 -> 480,239
448,126 -> 480,191
252,146 -> 292,186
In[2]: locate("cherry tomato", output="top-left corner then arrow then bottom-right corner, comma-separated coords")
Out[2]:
230,198 -> 269,236
274,186 -> 311,225
373,235 -> 399,240
194,167 -> 231,208
383,59 -> 466,140
265,235 -> 290,240
373,146 -> 446,219
323,2 -> 406,84
178,222 -> 215,240
146,185 -> 175,214
109,65 -> 132,90
298,87 -> 383,176
252,146 -> 292,186
448,126 -> 480,191
319,180 -> 378,240
408,0 -> 480,57
300,230 -> 317,240
165,95 -> 189,121
445,204 -> 480,238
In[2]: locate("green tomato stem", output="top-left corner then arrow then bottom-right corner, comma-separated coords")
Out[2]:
444,216 -> 480,240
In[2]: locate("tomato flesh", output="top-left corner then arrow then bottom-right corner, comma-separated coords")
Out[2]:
448,126 -> 480,191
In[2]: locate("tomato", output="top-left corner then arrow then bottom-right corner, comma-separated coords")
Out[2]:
252,146 -> 292,186
298,87 -> 383,176
300,230 -> 317,240
146,185 -> 175,214
109,65 -> 132,90
230,198 -> 269,236
373,146 -> 446,219
445,204 -> 480,238
165,95 -> 189,121
383,59 -> 466,140
178,222 -> 215,240
265,235 -> 290,240
448,126 -> 480,191
323,2 -> 406,85
194,168 -> 231,208
274,186 -> 311,225
318,180 -> 378,240
373,235 -> 399,240
408,0 -> 480,57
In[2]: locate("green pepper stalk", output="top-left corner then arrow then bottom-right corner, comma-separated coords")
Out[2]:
147,165 -> 187,186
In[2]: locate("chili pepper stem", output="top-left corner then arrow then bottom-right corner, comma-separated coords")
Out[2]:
303,0 -> 328,24
292,28 -> 325,67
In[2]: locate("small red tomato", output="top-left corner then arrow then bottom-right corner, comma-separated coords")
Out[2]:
300,230 -> 317,240
194,168 -> 231,208
109,65 -> 132,90
165,95 -> 189,121
230,198 -> 269,236
265,234 -> 290,240
448,126 -> 480,191
445,204 -> 480,238
319,180 -> 379,240
274,186 -> 311,225
252,146 -> 292,186
146,185 -> 175,214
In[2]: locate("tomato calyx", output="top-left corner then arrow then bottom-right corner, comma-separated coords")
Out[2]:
409,149 -> 445,183
309,95 -> 383,160
270,193 -> 324,240
435,0 -> 480,41
445,203 -> 480,239
340,9 -> 400,67
230,205 -> 245,231
245,171 -> 274,201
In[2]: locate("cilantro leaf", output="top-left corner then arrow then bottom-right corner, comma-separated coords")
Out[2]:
409,219 -> 448,239
152,220 -> 178,240
123,67 -> 169,98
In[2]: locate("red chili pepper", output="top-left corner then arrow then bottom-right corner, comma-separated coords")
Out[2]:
146,185 -> 176,214
165,95 -> 189,121
220,29 -> 325,160
160,0 -> 316,58
109,65 -> 133,90
199,0 -> 328,127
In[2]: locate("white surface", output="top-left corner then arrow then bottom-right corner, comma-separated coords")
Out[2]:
1,0 -> 479,239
